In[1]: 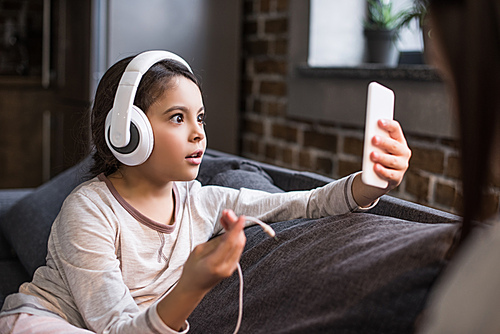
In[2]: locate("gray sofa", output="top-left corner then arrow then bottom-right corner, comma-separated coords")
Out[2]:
0,149 -> 460,333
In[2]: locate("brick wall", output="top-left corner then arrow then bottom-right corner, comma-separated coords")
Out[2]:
240,0 -> 500,217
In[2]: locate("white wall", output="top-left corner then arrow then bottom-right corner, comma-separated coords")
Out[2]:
91,0 -> 242,154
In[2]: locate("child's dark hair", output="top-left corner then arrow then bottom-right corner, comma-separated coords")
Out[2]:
89,55 -> 200,177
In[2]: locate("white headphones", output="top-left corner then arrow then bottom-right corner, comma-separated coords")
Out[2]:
105,50 -> 193,166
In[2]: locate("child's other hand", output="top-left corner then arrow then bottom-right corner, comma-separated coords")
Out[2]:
370,119 -> 411,190
156,210 -> 246,329
179,209 -> 246,293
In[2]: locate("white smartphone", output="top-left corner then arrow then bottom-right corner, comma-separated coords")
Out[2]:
361,82 -> 395,189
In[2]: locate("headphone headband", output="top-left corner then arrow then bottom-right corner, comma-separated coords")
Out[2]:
109,50 -> 193,148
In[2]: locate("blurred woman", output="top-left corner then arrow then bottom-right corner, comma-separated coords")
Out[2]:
418,0 -> 500,332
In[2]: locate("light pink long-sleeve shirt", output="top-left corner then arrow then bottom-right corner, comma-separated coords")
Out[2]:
1,173 -> 367,333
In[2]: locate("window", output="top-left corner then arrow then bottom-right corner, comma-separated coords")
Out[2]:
308,0 -> 423,67
286,0 -> 456,139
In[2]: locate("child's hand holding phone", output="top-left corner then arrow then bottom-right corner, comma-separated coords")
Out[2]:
368,118 -> 411,190
353,82 -> 412,207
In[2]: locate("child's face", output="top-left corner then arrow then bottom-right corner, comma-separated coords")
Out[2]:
140,76 -> 206,182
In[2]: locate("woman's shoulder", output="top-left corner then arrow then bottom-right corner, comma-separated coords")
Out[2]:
420,217 -> 500,333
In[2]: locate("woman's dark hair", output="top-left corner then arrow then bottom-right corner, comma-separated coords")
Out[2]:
89,55 -> 200,177
428,0 -> 500,241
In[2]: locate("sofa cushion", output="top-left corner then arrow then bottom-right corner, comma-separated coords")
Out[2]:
189,214 -> 460,333
197,156 -> 284,193
0,259 -> 31,302
0,234 -> 15,262
0,156 -> 93,276
0,189 -> 34,260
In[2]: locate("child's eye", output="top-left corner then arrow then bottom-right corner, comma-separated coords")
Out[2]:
171,114 -> 183,124
197,113 -> 206,125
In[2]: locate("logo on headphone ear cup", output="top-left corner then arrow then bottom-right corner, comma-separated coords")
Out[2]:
105,105 -> 154,166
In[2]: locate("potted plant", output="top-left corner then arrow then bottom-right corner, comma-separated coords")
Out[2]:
363,0 -> 402,66
395,0 -> 431,62
396,0 -> 429,31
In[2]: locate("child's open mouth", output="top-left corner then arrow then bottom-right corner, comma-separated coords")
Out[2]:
185,150 -> 204,165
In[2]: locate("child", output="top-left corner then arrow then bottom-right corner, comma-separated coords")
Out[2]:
0,51 -> 411,333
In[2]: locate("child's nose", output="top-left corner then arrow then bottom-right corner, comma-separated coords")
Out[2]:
190,122 -> 205,142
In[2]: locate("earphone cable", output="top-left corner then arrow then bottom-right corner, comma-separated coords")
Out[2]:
232,217 -> 276,334
233,262 -> 244,334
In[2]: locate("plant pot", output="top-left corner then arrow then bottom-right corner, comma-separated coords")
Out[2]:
364,29 -> 399,66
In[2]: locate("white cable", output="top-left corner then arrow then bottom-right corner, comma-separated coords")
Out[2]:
232,217 -> 276,334
233,263 -> 244,334
244,216 -> 277,240
186,183 -> 194,252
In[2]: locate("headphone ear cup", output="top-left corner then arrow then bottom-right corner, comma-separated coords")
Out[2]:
105,105 -> 154,166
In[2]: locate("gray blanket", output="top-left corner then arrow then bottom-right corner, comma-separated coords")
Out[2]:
189,213 -> 459,334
